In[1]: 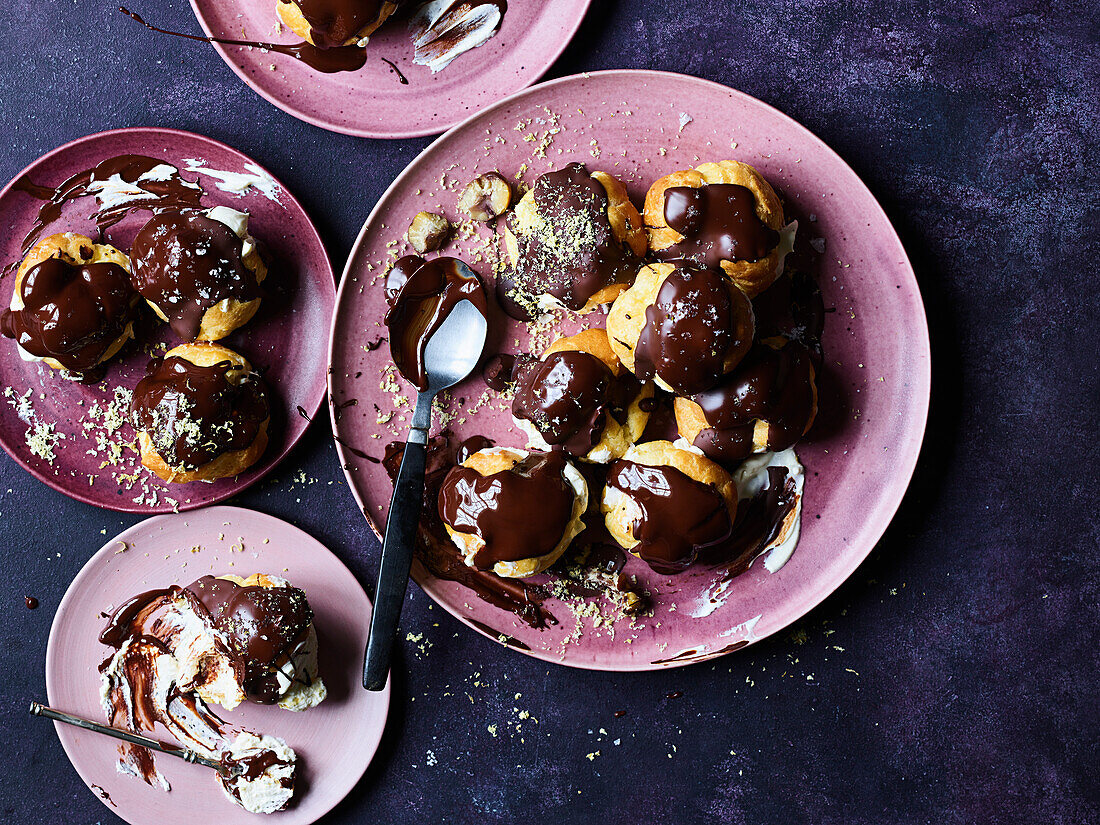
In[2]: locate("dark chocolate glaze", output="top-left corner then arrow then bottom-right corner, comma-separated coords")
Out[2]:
130,210 -> 258,341
605,459 -> 733,573
481,353 -> 517,391
121,6 -> 369,73
633,262 -> 755,395
512,350 -> 640,456
184,576 -> 314,704
9,154 -> 204,271
383,439 -> 556,628
99,588 -> 175,647
456,435 -> 494,464
383,255 -> 487,391
283,0 -> 400,48
690,342 -> 816,464
751,269 -> 825,366
439,451 -> 576,570
712,465 -> 799,578
506,163 -> 639,311
131,356 -> 269,471
1,257 -> 140,372
659,184 -> 779,267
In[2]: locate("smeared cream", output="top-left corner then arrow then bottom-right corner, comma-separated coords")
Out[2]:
410,0 -> 506,73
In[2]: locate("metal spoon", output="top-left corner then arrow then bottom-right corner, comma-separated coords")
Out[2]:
29,701 -> 241,777
363,299 -> 487,690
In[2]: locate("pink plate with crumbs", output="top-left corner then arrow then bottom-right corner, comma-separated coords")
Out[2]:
190,0 -> 593,138
329,70 -> 931,670
46,506 -> 389,825
0,128 -> 335,513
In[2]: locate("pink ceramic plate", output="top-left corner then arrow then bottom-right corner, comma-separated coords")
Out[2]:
329,70 -> 931,670
0,128 -> 335,513
190,0 -> 593,138
46,506 -> 389,825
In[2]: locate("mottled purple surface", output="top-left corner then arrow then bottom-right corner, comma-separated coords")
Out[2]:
2,1 -> 1097,823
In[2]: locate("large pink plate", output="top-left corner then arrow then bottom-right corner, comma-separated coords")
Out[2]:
46,505 -> 389,825
0,128 -> 335,513
328,70 -> 931,670
189,0 -> 593,138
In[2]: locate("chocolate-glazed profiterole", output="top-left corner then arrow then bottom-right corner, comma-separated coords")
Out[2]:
607,261 -> 755,395
512,328 -> 653,462
276,0 -> 402,48
183,574 -> 321,706
383,254 -> 488,391
131,342 -> 270,483
675,340 -> 818,465
1,233 -> 140,375
439,447 -> 588,578
601,440 -> 737,574
98,572 -> 325,812
645,160 -> 795,298
130,206 -> 266,341
503,163 -> 646,315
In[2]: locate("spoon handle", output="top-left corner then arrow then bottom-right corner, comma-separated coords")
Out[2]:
29,701 -> 231,775
363,392 -> 432,691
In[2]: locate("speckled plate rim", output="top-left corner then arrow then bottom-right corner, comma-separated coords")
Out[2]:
44,505 -> 390,825
327,69 -> 932,670
188,0 -> 594,139
0,127 -> 335,513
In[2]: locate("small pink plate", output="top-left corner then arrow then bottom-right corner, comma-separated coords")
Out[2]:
328,70 -> 931,671
46,505 -> 389,825
189,0 -> 593,138
0,128 -> 335,513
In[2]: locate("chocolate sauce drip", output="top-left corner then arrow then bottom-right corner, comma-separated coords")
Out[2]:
711,466 -> 799,577
24,596 -> 39,610
751,269 -> 825,366
184,576 -> 313,704
99,588 -> 175,647
383,255 -> 487,391
659,184 -> 779,266
456,435 -> 494,464
380,56 -> 409,84
9,154 -> 204,270
481,353 -> 517,391
223,748 -> 291,782
439,452 -> 575,569
690,342 -> 816,464
297,404 -> 371,459
605,460 -> 733,573
507,163 -> 639,311
130,211 -> 258,341
131,357 -> 269,471
121,6 -> 369,73
283,0 -> 400,48
512,351 -> 639,456
1,257 -> 140,372
383,439 -> 556,628
633,262 -> 755,394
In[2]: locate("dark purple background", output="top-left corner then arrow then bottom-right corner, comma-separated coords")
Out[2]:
3,1 -> 1097,823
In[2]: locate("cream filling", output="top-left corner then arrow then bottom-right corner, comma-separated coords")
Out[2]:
774,220 -> 798,278
219,732 -> 296,815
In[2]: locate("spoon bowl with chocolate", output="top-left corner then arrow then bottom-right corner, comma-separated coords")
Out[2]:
364,266 -> 488,691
